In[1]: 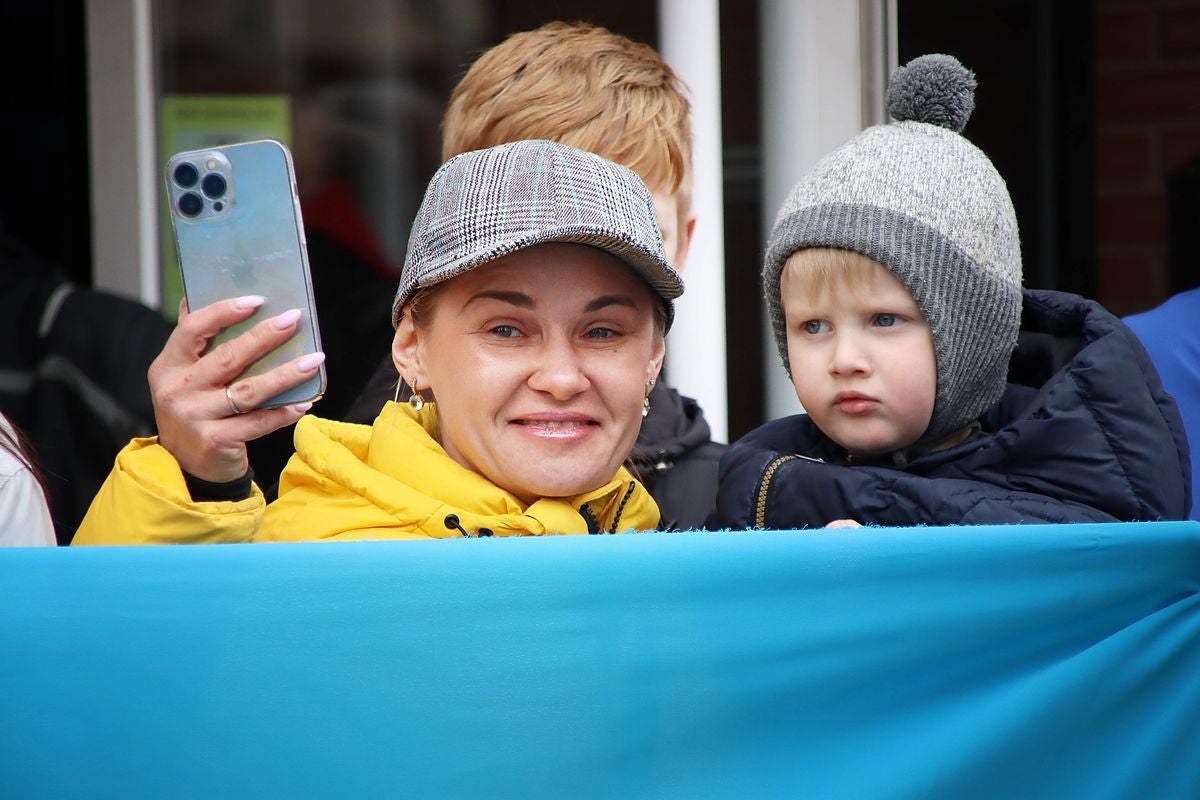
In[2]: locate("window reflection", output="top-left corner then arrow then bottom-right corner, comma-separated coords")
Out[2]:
154,0 -> 489,478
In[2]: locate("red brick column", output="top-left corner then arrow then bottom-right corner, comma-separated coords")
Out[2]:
1095,1 -> 1200,314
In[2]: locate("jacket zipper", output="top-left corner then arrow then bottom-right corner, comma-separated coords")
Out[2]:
755,455 -> 798,529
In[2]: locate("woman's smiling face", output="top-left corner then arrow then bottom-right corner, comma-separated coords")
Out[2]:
393,243 -> 665,503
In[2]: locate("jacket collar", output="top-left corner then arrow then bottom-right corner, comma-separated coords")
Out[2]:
289,403 -> 659,537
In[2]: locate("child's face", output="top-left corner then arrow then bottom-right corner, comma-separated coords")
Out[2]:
781,255 -> 936,456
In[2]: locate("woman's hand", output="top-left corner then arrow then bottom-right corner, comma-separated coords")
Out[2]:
149,296 -> 325,483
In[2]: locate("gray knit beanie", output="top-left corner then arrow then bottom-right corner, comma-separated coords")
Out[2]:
763,53 -> 1023,444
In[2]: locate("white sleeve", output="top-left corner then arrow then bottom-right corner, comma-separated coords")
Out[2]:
0,466 -> 57,546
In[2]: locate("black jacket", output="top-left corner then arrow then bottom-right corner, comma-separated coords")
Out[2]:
710,290 -> 1191,529
630,380 -> 724,530
344,355 -> 724,530
0,233 -> 172,541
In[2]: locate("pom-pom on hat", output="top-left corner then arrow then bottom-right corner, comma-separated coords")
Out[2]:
394,139 -> 684,329
763,53 -> 1023,444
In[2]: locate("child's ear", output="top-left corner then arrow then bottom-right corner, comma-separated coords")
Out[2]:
675,211 -> 697,270
391,316 -> 428,389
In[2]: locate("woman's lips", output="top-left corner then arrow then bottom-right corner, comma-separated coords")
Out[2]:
511,416 -> 598,440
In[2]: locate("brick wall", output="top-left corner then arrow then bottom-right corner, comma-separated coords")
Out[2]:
1095,0 -> 1200,314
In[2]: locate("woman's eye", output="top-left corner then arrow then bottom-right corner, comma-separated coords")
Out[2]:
489,324 -> 520,338
586,327 -> 618,340
874,313 -> 898,328
803,320 -> 829,335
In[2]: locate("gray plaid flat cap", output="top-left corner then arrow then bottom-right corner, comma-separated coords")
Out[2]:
392,139 -> 684,327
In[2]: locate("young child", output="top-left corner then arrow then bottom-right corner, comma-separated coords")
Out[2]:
346,22 -> 723,529
710,54 -> 1191,529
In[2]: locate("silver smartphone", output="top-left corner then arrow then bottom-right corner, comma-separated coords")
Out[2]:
165,139 -> 325,408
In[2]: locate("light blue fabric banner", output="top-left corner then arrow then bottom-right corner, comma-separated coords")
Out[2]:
2,522 -> 1198,798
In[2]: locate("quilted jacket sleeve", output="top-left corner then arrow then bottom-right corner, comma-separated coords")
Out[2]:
72,437 -> 265,545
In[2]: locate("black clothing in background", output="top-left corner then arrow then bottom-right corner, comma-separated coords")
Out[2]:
630,380 -> 724,530
0,232 -> 171,542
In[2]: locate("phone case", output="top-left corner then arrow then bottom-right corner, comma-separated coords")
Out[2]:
165,139 -> 325,408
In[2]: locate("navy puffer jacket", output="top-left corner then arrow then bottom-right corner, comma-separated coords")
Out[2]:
710,290 -> 1191,529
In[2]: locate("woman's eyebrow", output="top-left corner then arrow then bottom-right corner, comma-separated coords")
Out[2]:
462,292 -> 638,314
462,290 -> 534,310
583,295 -> 638,313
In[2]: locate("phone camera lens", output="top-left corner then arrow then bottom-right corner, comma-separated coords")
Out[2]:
173,163 -> 199,188
177,192 -> 204,217
201,173 -> 227,199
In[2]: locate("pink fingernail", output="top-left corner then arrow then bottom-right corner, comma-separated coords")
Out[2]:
271,308 -> 302,329
234,295 -> 266,310
292,402 -> 314,414
296,352 -> 326,372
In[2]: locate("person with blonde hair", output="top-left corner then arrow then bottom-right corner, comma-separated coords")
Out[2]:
440,21 -> 694,272
346,21 -> 722,530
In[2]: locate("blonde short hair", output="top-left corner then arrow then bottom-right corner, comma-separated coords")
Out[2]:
441,21 -> 693,204
783,247 -> 891,301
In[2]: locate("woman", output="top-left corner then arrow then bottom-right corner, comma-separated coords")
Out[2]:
73,140 -> 682,544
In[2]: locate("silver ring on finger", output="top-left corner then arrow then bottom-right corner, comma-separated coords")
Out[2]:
225,384 -> 247,415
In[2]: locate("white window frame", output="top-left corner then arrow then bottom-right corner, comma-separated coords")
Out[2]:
760,0 -> 896,420
86,0 -> 159,306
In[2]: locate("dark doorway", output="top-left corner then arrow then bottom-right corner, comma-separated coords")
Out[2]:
899,0 -> 1096,297
0,4 -> 92,284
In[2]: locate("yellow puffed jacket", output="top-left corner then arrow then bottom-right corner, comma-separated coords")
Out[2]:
73,402 -> 660,544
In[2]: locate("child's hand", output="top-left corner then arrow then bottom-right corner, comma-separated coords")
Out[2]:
825,519 -> 862,528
